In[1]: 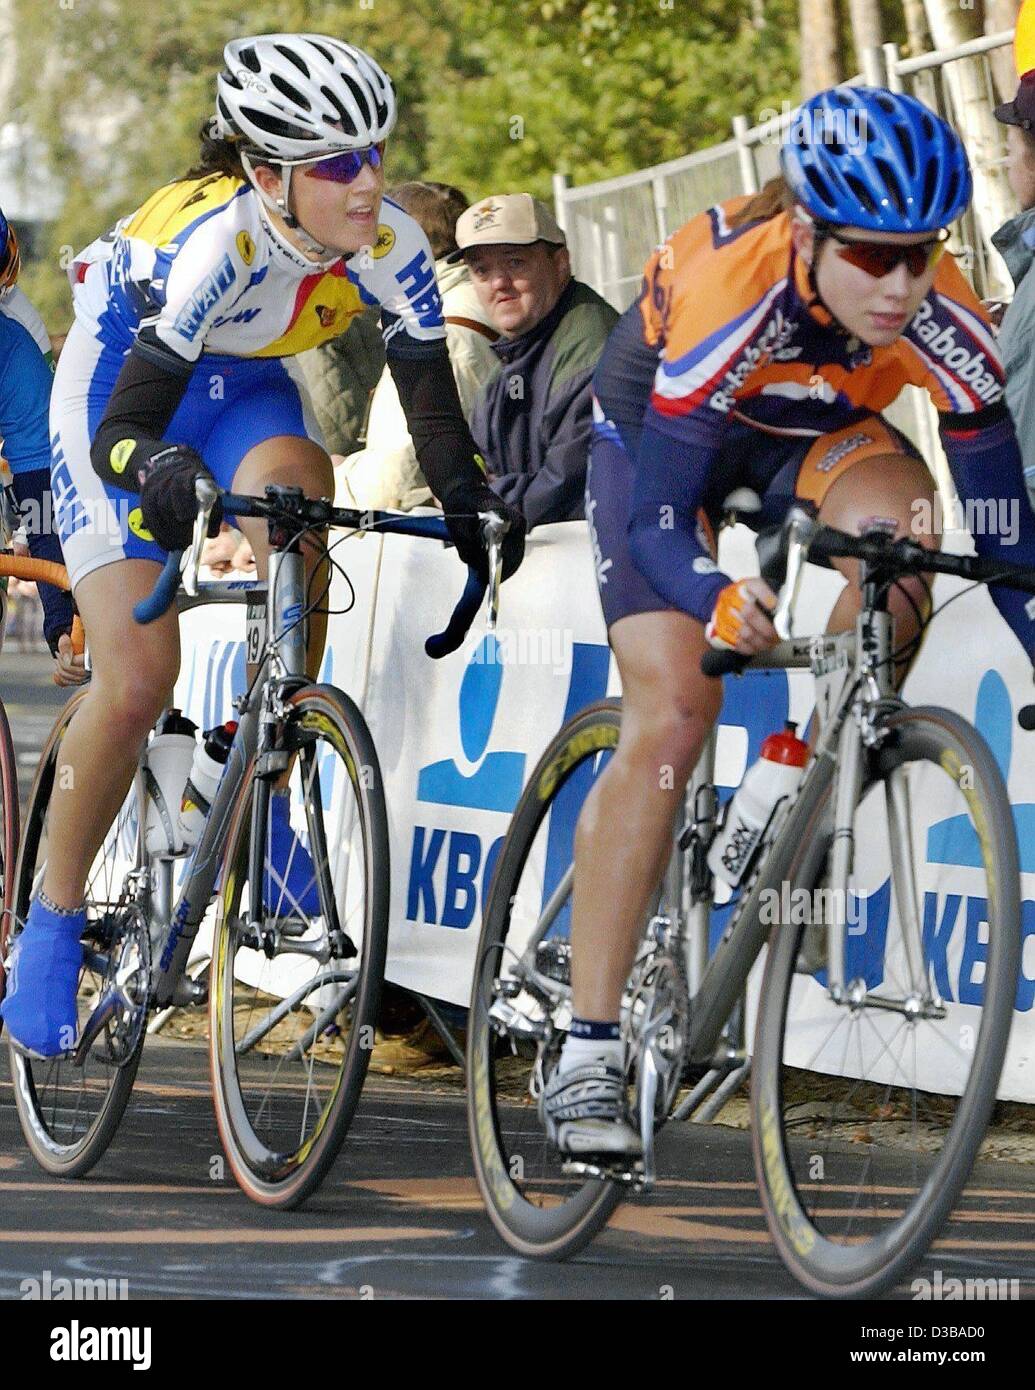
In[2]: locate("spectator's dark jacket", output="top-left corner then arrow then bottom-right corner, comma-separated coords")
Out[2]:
470,278 -> 618,528
992,207 -> 1035,502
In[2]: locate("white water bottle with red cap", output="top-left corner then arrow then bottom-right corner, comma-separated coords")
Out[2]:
708,722 -> 810,889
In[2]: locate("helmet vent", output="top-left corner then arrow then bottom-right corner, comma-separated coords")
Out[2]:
321,84 -> 355,133
924,160 -> 942,215
244,105 -> 312,141
892,123 -> 917,178
804,165 -> 835,210
270,73 -> 312,111
845,172 -> 879,216
239,46 -> 261,74
275,44 -> 311,77
342,74 -> 373,127
873,159 -> 906,214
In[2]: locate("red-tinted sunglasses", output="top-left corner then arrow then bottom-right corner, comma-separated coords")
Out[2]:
302,142 -> 386,185
826,226 -> 949,279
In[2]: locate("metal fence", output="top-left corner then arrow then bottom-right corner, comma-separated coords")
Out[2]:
554,31 -> 1016,312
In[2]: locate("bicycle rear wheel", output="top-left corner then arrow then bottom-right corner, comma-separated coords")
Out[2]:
751,705 -> 1020,1297
467,700 -> 624,1258
0,697 -> 19,997
7,692 -> 146,1176
209,684 -> 390,1208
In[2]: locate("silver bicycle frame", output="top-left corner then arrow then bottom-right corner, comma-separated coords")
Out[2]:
147,546 -> 310,1007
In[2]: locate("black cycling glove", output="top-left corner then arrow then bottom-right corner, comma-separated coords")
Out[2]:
441,481 -> 526,581
139,446 -> 223,553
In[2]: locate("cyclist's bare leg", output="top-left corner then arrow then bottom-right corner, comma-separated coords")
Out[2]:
818,452 -> 939,679
42,559 -> 180,909
230,436 -> 335,685
570,609 -> 722,1022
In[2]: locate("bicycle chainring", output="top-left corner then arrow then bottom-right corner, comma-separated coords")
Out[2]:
623,947 -> 690,1121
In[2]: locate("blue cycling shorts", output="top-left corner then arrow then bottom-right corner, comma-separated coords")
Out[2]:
50,322 -> 324,591
585,408 -> 920,631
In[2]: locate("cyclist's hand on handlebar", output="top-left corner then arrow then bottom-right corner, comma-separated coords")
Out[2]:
53,630 -> 89,687
139,446 -> 223,553
442,482 -> 526,580
705,578 -> 779,654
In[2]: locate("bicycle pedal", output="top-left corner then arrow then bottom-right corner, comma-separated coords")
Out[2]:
562,1156 -> 646,1188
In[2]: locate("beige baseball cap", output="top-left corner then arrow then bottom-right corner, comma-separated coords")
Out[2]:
447,193 -> 567,263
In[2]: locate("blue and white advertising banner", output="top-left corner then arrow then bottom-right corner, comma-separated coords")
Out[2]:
177,521 -> 1035,1101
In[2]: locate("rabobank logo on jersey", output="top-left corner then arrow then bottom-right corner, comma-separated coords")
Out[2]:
909,300 -> 1002,406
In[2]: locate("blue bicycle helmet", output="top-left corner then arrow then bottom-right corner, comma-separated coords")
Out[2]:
781,86 -> 972,233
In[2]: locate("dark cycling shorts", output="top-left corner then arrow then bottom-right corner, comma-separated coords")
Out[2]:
585,410 -> 921,631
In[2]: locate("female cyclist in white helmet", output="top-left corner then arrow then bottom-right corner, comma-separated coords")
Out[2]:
1,33 -> 524,1058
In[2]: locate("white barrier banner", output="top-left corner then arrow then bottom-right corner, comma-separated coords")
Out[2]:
177,522 -> 1035,1102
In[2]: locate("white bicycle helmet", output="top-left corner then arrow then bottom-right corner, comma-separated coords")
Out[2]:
215,33 -> 396,162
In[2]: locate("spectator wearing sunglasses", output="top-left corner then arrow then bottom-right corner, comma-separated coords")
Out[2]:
543,87 -> 1035,1160
1,33 -> 526,1061
992,70 -> 1035,503
454,194 -> 618,529
339,181 -> 501,510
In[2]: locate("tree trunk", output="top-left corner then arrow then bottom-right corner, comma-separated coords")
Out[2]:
986,0 -> 1020,101
799,0 -> 843,96
921,0 -> 1016,297
847,0 -> 883,74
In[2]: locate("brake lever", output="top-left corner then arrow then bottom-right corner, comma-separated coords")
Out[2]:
183,475 -> 219,598
771,506 -> 818,640
481,512 -> 506,635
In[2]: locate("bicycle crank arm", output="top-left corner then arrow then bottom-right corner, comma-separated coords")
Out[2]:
71,989 -> 120,1066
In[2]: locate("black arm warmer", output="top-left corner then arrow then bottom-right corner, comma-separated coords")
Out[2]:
384,335 -> 488,506
90,340 -> 193,492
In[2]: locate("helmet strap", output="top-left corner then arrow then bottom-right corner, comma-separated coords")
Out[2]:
240,153 -> 338,266
801,221 -> 860,348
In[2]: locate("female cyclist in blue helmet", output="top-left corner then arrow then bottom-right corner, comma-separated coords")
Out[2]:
0,33 -> 524,1059
542,86 -> 1035,1157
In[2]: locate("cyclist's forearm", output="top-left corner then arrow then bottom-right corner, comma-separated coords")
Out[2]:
89,342 -> 192,493
385,341 -> 488,505
941,405 -> 1035,660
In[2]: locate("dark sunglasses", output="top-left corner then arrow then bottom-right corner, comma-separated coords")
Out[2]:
302,142 -> 386,185
824,225 -> 949,279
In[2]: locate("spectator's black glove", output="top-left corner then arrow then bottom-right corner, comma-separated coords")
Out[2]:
442,482 -> 526,581
139,446 -> 223,553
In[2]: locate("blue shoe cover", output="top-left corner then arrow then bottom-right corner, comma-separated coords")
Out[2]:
1,899 -> 84,1057
264,793 -> 322,918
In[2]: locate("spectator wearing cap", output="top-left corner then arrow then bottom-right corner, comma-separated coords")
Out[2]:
992,70 -> 1035,501
453,194 -> 618,528
339,182 -> 501,510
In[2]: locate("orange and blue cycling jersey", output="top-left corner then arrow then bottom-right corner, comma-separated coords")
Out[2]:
591,198 -> 1035,655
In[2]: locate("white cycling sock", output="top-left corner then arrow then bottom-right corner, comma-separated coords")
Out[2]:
559,1032 -> 623,1072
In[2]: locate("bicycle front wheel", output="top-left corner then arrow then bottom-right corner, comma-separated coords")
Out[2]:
467,699 -> 623,1258
209,684 -> 390,1208
751,705 -> 1020,1297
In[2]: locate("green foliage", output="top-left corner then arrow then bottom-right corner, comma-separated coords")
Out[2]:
10,0 -> 801,328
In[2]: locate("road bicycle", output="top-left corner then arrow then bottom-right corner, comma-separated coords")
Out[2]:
2,479 -> 502,1208
467,503 -> 1032,1297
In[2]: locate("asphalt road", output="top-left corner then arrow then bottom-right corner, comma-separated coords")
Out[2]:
2,651 -> 1035,1302
2,1038 -> 1035,1301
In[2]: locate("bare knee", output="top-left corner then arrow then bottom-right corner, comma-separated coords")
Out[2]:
92,664 -> 178,738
